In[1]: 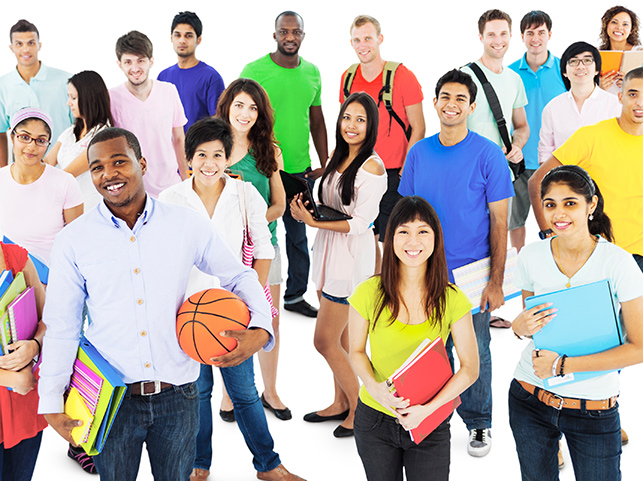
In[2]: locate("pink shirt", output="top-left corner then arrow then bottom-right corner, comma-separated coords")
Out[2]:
538,87 -> 622,164
109,81 -> 187,197
0,164 -> 83,263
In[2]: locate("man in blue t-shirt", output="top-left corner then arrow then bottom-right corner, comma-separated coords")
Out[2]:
158,11 -> 225,133
399,69 -> 514,458
508,11 -> 565,251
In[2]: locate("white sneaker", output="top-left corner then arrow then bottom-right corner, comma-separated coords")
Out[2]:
467,428 -> 492,457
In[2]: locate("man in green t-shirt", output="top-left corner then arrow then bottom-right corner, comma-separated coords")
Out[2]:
241,11 -> 329,318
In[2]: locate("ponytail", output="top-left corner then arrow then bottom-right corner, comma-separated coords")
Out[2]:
589,182 -> 613,242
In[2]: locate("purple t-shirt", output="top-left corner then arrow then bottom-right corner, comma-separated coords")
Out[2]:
399,130 -> 514,280
158,61 -> 224,132
109,81 -> 187,197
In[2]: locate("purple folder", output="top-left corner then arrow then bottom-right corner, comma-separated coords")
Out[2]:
7,287 -> 37,341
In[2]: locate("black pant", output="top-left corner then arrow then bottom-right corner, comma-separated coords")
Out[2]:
374,168 -> 403,242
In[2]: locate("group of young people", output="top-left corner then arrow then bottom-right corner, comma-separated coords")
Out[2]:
0,5 -> 642,481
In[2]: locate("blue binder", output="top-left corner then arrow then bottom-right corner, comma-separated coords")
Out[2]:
528,279 -> 622,388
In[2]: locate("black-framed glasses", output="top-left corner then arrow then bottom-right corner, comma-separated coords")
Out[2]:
14,133 -> 51,148
567,58 -> 595,67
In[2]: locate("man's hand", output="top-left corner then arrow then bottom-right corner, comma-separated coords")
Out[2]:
480,281 -> 505,313
304,167 -> 325,181
210,328 -> 270,368
504,144 -> 524,164
44,413 -> 84,445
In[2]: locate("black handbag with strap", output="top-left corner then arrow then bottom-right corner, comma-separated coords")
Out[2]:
467,62 -> 525,181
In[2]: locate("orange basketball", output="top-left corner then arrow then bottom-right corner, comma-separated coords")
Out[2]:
176,288 -> 251,364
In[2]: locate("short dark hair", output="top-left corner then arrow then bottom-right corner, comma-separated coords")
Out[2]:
88,127 -> 142,161
519,10 -> 552,33
171,11 -> 202,37
435,69 -> 477,103
478,9 -> 512,35
10,19 -> 39,41
275,11 -> 303,29
184,117 -> 233,161
115,31 -> 153,60
69,71 -> 114,141
560,41 -> 602,90
624,66 -> 643,86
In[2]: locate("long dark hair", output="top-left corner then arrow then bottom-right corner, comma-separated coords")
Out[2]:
319,92 -> 379,205
69,70 -> 113,141
599,6 -> 640,50
216,78 -> 278,177
541,165 -> 614,242
373,196 -> 454,329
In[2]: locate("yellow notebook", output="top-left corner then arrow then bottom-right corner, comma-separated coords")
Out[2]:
64,387 -> 94,445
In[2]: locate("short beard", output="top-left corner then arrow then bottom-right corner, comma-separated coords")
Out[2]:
277,43 -> 299,56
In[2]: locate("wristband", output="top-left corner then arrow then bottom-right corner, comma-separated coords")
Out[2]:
552,356 -> 562,378
559,355 -> 567,377
32,338 -> 41,362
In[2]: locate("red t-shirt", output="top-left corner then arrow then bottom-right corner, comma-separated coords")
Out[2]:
339,63 -> 424,169
0,242 -> 48,448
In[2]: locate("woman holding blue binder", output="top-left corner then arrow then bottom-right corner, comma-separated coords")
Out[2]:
510,165 -> 643,480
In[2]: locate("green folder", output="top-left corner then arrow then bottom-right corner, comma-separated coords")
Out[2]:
0,272 -> 26,351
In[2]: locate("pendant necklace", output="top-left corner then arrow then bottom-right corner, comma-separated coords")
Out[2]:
553,236 -> 598,288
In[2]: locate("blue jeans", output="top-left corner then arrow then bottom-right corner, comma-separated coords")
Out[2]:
0,431 -> 42,481
195,359 -> 280,472
447,310 -> 491,430
354,400 -> 451,481
93,382 -> 199,481
509,379 -> 621,481
283,168 -> 314,303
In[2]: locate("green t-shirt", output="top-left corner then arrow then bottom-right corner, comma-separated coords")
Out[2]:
229,151 -> 277,246
240,54 -> 322,174
348,276 -> 472,417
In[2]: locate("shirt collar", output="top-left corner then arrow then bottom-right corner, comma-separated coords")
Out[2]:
9,62 -> 49,85
518,51 -> 556,71
98,194 -> 154,230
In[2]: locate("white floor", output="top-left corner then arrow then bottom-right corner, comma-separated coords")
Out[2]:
32,216 -> 643,480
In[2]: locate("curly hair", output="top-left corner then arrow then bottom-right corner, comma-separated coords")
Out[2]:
599,6 -> 640,50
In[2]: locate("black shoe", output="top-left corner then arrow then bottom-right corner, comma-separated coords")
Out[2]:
261,393 -> 292,420
68,444 -> 98,474
333,425 -> 354,438
283,300 -> 318,318
219,409 -> 235,423
303,409 -> 350,423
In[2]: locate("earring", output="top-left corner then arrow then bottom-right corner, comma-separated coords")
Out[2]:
589,213 -> 594,221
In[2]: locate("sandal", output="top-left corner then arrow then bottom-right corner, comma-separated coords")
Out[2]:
489,316 -> 512,329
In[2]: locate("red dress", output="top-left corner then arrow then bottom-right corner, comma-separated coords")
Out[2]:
0,242 -> 48,448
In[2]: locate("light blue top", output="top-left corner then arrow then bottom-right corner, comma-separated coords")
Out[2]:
0,63 -> 73,146
38,196 -> 273,413
509,52 -> 566,170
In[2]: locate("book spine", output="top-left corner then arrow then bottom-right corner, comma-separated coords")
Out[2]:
8,308 -> 17,343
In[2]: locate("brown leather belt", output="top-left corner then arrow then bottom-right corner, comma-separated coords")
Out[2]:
128,381 -> 173,396
518,380 -> 618,411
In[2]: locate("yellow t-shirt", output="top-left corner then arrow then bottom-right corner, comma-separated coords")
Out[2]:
554,118 -> 643,255
348,276 -> 472,417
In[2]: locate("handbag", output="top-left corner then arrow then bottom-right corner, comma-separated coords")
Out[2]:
237,181 -> 279,318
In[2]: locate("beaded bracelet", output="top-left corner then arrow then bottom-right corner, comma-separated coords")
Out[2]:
558,355 -> 567,377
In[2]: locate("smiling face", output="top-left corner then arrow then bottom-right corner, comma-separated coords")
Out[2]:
393,219 -> 435,268
607,11 -> 632,45
117,53 -> 153,87
88,136 -> 147,209
11,120 -> 50,167
171,23 -> 200,58
350,22 -> 383,65
189,140 -> 227,190
480,19 -> 511,60
434,82 -> 475,127
273,14 -> 304,57
340,101 -> 368,147
229,92 -> 258,134
9,31 -> 40,69
564,51 -> 597,88
522,23 -> 551,57
543,182 -> 596,237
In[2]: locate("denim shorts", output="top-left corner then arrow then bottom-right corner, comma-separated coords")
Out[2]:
321,291 -> 349,305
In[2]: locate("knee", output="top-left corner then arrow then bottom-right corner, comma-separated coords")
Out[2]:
313,333 -> 334,357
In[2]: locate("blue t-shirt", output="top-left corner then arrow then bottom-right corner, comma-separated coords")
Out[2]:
157,61 -> 224,132
508,52 -> 565,170
398,131 -> 514,280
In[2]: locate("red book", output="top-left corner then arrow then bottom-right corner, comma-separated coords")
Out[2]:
390,337 -> 460,444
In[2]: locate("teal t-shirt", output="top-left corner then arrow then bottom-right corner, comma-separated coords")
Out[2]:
240,54 -> 322,174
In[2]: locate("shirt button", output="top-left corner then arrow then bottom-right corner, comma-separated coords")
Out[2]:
144,362 -> 151,368
141,331 -> 147,337
137,299 -> 144,305
130,236 -> 136,242
134,268 -> 140,274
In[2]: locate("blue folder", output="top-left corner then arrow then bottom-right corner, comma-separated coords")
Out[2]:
528,279 -> 622,388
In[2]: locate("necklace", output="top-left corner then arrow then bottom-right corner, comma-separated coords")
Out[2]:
553,236 -> 598,288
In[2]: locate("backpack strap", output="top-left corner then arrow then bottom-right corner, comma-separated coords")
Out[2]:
342,63 -> 360,101
377,61 -> 411,141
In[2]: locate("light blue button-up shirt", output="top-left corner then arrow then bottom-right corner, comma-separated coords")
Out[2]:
38,196 -> 274,413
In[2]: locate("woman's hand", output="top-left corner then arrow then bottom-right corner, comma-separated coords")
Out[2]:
367,381 -> 410,415
12,363 -> 37,395
512,302 -> 557,338
0,340 -> 38,371
395,404 -> 431,431
289,193 -> 315,226
599,70 -> 621,91
532,349 -> 559,379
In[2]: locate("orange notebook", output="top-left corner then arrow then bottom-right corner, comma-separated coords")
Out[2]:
389,337 -> 460,444
600,51 -> 623,75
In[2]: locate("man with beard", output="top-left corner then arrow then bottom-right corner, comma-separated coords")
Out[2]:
241,11 -> 329,318
110,31 -> 188,198
158,11 -> 225,133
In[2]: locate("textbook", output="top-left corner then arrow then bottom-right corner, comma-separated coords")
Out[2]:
528,279 -> 622,388
599,50 -> 643,75
453,248 -> 520,314
389,337 -> 460,444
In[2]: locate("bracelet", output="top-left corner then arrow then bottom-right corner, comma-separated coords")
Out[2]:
559,355 -> 567,377
552,355 -> 562,378
32,338 -> 41,362
513,330 -> 523,340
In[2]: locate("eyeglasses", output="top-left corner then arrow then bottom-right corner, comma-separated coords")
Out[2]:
567,58 -> 595,67
14,133 -> 51,148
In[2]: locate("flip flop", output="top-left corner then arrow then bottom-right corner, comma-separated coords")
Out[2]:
489,316 -> 512,329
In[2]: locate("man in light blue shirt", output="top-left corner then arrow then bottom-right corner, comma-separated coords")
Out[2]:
38,127 -> 274,481
0,19 -> 72,166
508,11 -> 565,251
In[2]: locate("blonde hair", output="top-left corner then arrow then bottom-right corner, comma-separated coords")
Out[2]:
350,15 -> 381,36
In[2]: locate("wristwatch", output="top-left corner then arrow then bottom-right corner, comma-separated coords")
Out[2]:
539,229 -> 553,240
